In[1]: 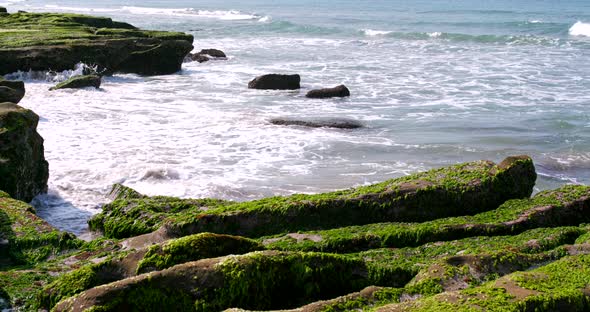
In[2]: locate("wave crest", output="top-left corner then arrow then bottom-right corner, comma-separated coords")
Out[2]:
569,21 -> 590,37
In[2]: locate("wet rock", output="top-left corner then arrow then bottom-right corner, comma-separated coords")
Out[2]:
248,74 -> 301,90
198,48 -> 226,58
306,85 -> 350,99
49,75 -> 101,91
0,77 -> 25,104
0,103 -> 49,202
270,117 -> 363,129
0,12 -> 194,76
188,48 -> 228,63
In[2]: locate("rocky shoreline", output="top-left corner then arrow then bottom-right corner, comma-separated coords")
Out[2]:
1,9 -> 590,312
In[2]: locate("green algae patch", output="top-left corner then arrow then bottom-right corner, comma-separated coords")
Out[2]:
263,185 -> 590,253
91,156 -> 536,239
137,233 -> 264,273
375,254 -> 590,312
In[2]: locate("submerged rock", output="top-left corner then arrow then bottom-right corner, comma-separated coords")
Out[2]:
187,48 -> 228,63
270,117 -> 363,129
248,74 -> 301,90
0,12 -> 194,76
198,49 -> 226,58
0,103 -> 49,202
49,75 -> 101,90
306,85 -> 350,99
0,77 -> 25,104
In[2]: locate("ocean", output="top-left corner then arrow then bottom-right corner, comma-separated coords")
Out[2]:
2,0 -> 589,235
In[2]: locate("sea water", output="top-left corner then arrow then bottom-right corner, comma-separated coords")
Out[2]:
2,0 -> 589,235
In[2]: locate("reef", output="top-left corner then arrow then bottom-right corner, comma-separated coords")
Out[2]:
2,156 -> 590,311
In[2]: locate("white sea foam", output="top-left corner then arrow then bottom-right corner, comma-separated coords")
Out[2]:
121,6 -> 261,20
569,21 -> 590,37
528,20 -> 543,24
362,29 -> 392,36
428,32 -> 442,38
258,15 -> 272,23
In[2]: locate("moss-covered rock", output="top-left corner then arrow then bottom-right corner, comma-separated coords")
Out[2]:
0,194 -> 82,266
53,251 -> 398,312
90,156 -> 536,239
263,184 -> 590,253
376,254 -> 590,311
0,12 -> 194,75
49,74 -> 101,90
0,77 -> 25,104
137,233 -> 264,273
0,103 -> 49,202
39,233 -> 264,309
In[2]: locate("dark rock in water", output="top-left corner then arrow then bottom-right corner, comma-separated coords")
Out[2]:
248,74 -> 301,90
0,12 -> 194,76
49,75 -> 101,91
0,77 -> 25,104
306,85 -> 350,99
198,48 -> 226,58
187,48 -> 228,63
270,118 -> 363,129
0,103 -> 49,202
0,7 -> 7,13
193,54 -> 212,63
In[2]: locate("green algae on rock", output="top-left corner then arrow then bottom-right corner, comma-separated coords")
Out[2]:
49,75 -> 101,90
90,156 -> 536,239
0,12 -> 194,75
0,103 -> 49,202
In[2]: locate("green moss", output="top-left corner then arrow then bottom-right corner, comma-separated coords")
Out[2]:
137,233 -> 264,273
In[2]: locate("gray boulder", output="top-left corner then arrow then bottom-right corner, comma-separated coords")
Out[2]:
248,74 -> 301,90
306,85 -> 350,99
0,103 -> 49,202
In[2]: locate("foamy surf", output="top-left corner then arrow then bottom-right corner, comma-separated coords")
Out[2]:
361,29 -> 393,36
569,21 -> 590,37
121,6 -> 262,20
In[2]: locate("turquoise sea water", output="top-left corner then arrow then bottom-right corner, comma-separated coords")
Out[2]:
2,0 -> 589,234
